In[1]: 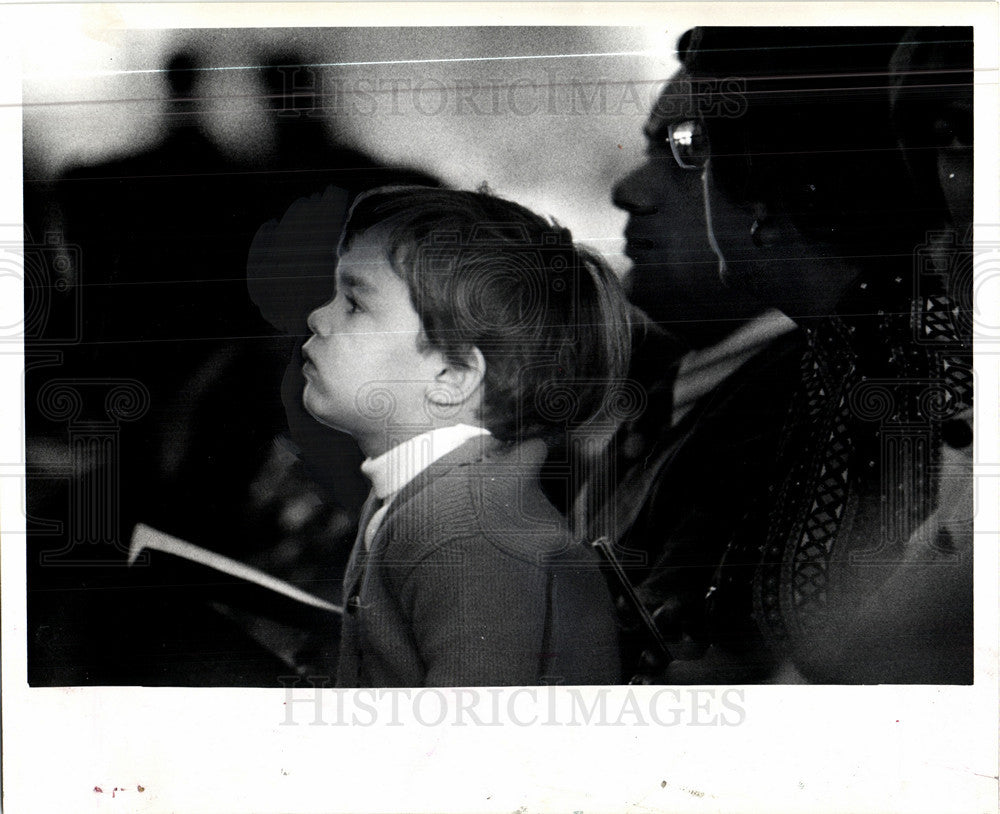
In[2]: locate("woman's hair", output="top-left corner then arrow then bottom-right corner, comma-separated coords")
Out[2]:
342,186 -> 632,444
680,27 -> 925,261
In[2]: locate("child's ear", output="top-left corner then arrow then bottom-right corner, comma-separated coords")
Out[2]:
427,346 -> 486,407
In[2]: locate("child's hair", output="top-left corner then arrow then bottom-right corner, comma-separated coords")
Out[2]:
342,186 -> 632,444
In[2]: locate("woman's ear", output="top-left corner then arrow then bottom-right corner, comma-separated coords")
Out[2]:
427,346 -> 486,407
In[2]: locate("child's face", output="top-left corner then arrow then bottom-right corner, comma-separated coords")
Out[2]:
302,228 -> 446,454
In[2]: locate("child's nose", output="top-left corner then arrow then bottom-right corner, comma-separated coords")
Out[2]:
306,306 -> 324,335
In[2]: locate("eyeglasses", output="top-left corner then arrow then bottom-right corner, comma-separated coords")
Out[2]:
666,119 -> 710,171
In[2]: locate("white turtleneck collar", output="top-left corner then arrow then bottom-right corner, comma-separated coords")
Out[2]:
360,423 -> 492,500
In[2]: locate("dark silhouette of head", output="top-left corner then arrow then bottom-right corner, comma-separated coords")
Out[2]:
166,51 -> 200,98
261,51 -> 320,116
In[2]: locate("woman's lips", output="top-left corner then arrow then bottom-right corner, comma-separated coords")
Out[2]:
624,235 -> 655,260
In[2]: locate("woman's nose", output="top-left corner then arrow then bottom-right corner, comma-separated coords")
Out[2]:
612,163 -> 659,216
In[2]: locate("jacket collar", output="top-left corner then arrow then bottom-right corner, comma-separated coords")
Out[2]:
373,435 -> 546,538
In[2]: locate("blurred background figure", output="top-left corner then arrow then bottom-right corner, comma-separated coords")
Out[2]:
29,46 -> 295,684
48,47 -> 284,541
243,51 -> 441,231
677,26 -> 973,683
26,45 -> 440,685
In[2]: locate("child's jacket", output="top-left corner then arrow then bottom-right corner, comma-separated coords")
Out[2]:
336,436 -> 621,687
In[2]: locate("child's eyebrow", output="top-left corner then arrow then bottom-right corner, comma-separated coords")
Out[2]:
337,271 -> 378,295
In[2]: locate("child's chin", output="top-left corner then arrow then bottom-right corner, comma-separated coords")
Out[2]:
302,392 -> 333,426
305,404 -> 355,436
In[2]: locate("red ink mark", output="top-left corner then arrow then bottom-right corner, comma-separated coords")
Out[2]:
94,787 -> 103,794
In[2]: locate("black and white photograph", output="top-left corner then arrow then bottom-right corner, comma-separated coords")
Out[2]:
2,3 -> 998,813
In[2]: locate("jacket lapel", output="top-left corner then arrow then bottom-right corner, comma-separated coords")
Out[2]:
367,434 -> 501,550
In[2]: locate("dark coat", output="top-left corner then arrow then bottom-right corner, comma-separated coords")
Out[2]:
588,321 -> 805,680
